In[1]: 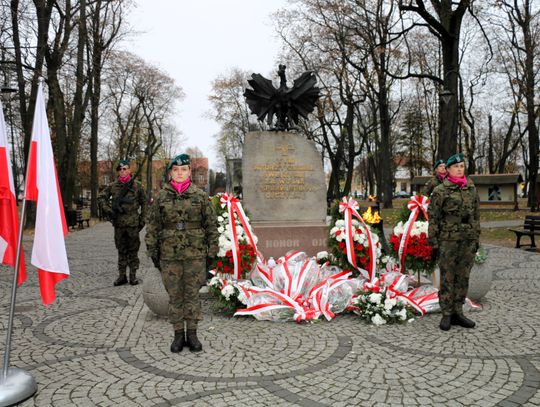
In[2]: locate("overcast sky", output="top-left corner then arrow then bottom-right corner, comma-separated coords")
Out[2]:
126,1 -> 289,169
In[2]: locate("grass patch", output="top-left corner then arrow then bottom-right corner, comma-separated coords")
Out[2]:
480,228 -> 517,248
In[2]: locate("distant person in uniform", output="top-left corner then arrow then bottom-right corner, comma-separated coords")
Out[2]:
428,153 -> 480,331
99,159 -> 146,286
145,153 -> 219,353
423,159 -> 447,197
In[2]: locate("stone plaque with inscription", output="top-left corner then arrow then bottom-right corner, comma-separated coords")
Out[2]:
242,131 -> 328,258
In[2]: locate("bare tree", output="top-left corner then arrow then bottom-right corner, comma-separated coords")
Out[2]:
398,0 -> 475,159
497,0 -> 539,208
207,67 -> 262,168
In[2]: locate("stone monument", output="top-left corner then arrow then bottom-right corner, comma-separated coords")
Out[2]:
242,65 -> 327,258
243,132 -> 327,258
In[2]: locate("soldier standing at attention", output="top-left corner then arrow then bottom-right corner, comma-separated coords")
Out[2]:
99,159 -> 147,286
145,154 -> 218,353
428,153 -> 480,331
423,159 -> 447,196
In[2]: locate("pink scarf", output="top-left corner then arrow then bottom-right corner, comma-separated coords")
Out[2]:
118,174 -> 132,184
436,172 -> 447,182
170,178 -> 191,194
448,175 -> 467,189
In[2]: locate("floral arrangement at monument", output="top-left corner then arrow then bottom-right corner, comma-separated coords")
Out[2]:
350,272 -> 440,325
207,275 -> 252,316
388,195 -> 436,278
352,287 -> 414,325
235,251 -> 356,322
328,198 -> 382,281
474,246 -> 489,264
210,193 -> 259,280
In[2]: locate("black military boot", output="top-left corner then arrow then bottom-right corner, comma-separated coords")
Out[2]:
186,330 -> 202,352
129,269 -> 139,286
451,314 -> 476,328
170,330 -> 185,353
114,273 -> 128,286
439,315 -> 452,331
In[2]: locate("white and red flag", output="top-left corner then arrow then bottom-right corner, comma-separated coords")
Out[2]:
0,99 -> 26,284
25,82 -> 69,305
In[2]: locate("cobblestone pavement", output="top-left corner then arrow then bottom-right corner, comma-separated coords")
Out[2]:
1,222 -> 539,407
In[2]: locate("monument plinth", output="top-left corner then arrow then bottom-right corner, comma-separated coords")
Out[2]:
242,131 -> 328,258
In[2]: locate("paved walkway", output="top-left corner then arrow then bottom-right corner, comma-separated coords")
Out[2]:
1,222 -> 539,406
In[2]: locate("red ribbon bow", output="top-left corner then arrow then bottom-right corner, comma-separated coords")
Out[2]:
338,197 -> 377,283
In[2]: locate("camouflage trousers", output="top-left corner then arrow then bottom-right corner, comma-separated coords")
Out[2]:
114,226 -> 141,275
438,239 -> 476,316
160,259 -> 205,331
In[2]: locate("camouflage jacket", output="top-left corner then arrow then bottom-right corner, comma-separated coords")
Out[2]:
422,176 -> 444,197
98,179 -> 146,228
145,183 -> 219,261
427,177 -> 480,248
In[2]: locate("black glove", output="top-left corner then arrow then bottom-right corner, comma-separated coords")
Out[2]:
206,257 -> 216,280
151,255 -> 160,270
138,219 -> 145,231
206,256 -> 216,271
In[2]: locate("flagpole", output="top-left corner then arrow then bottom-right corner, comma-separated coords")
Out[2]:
0,87 -> 38,406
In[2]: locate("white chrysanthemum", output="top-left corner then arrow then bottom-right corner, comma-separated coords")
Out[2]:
372,314 -> 387,325
393,221 -> 405,236
217,226 -> 224,234
217,216 -> 224,223
368,293 -> 382,304
384,297 -> 397,310
218,235 -> 229,246
221,284 -> 236,300
222,211 -> 228,218
335,220 -> 345,227
398,308 -> 407,321
335,233 -> 344,242
209,276 -> 221,288
330,226 -> 339,236
316,251 -> 329,260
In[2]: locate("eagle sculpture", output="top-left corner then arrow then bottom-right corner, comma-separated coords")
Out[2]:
243,64 -> 320,131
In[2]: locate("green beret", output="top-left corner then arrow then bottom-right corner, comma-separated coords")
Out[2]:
167,153 -> 190,170
433,159 -> 445,169
446,153 -> 465,168
116,159 -> 130,170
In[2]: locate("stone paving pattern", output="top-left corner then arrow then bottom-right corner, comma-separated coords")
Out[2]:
0,222 -> 539,406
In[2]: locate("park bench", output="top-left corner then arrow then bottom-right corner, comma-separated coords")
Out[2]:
509,215 -> 540,249
76,208 -> 91,229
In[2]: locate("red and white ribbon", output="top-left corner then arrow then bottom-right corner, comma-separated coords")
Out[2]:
220,193 -> 262,279
338,197 -> 377,282
234,286 -> 320,322
397,195 -> 429,273
310,272 -> 352,321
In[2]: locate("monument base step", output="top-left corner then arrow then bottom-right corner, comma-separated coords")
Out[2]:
252,221 -> 328,259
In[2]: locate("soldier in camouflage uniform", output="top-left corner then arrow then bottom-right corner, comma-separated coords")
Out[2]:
99,160 -> 147,286
145,153 -> 218,353
428,153 -> 480,331
423,159 -> 447,197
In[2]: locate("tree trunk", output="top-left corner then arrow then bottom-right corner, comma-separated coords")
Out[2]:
524,30 -> 539,209
438,36 -> 460,159
377,66 -> 393,208
89,1 -> 103,217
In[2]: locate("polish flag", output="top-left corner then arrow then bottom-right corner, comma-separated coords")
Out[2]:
0,99 -> 26,284
25,82 -> 69,305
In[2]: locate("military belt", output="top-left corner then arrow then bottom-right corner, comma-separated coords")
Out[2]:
164,222 -> 202,231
